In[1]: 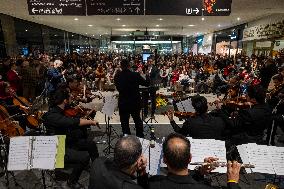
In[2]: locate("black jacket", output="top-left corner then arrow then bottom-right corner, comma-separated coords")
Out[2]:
89,157 -> 148,189
170,113 -> 227,140
149,173 -> 240,189
114,69 -> 149,110
42,106 -> 85,145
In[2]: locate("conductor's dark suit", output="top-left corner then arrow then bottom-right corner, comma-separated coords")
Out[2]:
114,69 -> 149,137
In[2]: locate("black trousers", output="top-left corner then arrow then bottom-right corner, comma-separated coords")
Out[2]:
142,88 -> 157,117
65,148 -> 90,183
72,139 -> 99,162
119,108 -> 144,138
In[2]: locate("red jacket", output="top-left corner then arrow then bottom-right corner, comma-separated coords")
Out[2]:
7,70 -> 22,93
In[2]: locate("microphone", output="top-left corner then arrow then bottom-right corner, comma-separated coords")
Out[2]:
150,127 -> 156,148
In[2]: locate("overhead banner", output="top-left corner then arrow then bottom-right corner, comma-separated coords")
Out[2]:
27,0 -> 86,15
145,0 -> 203,16
27,0 -> 232,16
86,0 -> 144,15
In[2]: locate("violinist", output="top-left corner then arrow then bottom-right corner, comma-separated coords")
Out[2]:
219,85 -> 272,145
266,74 -> 284,145
95,64 -> 106,91
166,95 -> 227,140
42,89 -> 100,188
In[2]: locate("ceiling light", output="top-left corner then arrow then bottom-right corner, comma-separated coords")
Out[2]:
122,25 -> 126,27
188,25 -> 195,27
158,18 -> 163,21
85,33 -> 88,35
156,25 -> 160,27
116,18 -> 121,21
25,29 -> 28,32
74,18 -> 79,21
92,35 -> 95,36
237,17 -> 241,21
218,24 -> 221,27
88,25 -> 93,27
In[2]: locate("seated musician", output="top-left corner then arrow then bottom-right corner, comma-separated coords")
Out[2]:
166,95 -> 227,140
149,133 -> 241,189
220,85 -> 272,145
0,81 -> 28,130
42,89 -> 100,188
95,64 -> 106,91
89,134 -> 241,189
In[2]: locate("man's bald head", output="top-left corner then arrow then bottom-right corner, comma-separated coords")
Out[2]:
163,133 -> 191,170
114,136 -> 142,169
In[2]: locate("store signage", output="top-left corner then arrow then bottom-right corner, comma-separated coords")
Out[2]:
243,20 -> 284,41
203,0 -> 232,16
27,0 -> 86,15
27,0 -> 231,16
86,0 -> 144,15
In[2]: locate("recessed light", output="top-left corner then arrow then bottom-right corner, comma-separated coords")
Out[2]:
88,25 -> 93,27
85,33 -> 88,35
158,18 -> 163,21
188,25 -> 195,27
237,17 -> 241,21
25,29 -> 28,32
218,24 -> 221,27
201,17 -> 205,21
92,35 -> 95,36
116,18 -> 121,21
74,18 -> 79,21
122,25 -> 126,27
156,25 -> 160,27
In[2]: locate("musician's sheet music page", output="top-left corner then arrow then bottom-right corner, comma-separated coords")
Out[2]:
139,138 -> 162,175
183,99 -> 195,113
8,136 -> 31,171
237,145 -> 252,173
101,92 -> 118,117
188,138 -> 227,173
269,146 -> 284,175
245,144 -> 275,174
31,136 -> 58,170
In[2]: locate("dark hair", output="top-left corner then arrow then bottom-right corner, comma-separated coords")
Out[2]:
272,74 -> 283,82
114,136 -> 142,169
191,95 -> 208,115
120,59 -> 129,70
247,84 -> 266,104
163,133 -> 191,170
50,89 -> 70,106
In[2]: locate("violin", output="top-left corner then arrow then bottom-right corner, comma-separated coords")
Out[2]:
174,111 -> 196,119
0,105 -> 24,137
64,105 -> 96,119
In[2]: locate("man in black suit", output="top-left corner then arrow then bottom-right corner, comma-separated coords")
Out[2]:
143,58 -> 160,118
166,95 -> 227,140
149,133 -> 241,189
89,136 -> 148,189
114,59 -> 149,138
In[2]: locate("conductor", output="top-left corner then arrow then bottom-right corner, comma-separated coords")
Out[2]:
114,59 -> 149,138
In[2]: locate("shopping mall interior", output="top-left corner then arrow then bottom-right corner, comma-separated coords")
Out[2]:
0,0 -> 284,189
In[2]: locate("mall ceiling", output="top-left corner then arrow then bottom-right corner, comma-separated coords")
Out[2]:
0,0 -> 283,38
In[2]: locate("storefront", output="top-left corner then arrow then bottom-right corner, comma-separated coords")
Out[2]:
213,25 -> 245,57
242,14 -> 284,57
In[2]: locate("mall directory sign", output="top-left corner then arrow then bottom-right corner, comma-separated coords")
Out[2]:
27,0 -> 231,16
27,0 -> 86,15
86,0 -> 144,15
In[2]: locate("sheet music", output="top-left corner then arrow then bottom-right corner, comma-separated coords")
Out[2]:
8,137 -> 31,171
101,92 -> 118,117
238,144 -> 284,175
269,146 -> 284,175
188,138 -> 227,173
139,138 -> 162,175
31,136 -> 58,170
176,99 -> 195,113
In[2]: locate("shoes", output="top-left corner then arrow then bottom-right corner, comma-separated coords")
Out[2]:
67,180 -> 84,189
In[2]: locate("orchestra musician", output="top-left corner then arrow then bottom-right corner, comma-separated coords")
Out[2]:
42,89 -> 100,188
95,64 -> 106,91
218,85 -> 272,145
166,95 -> 227,140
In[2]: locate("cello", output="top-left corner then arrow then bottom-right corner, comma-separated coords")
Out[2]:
0,105 -> 24,137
